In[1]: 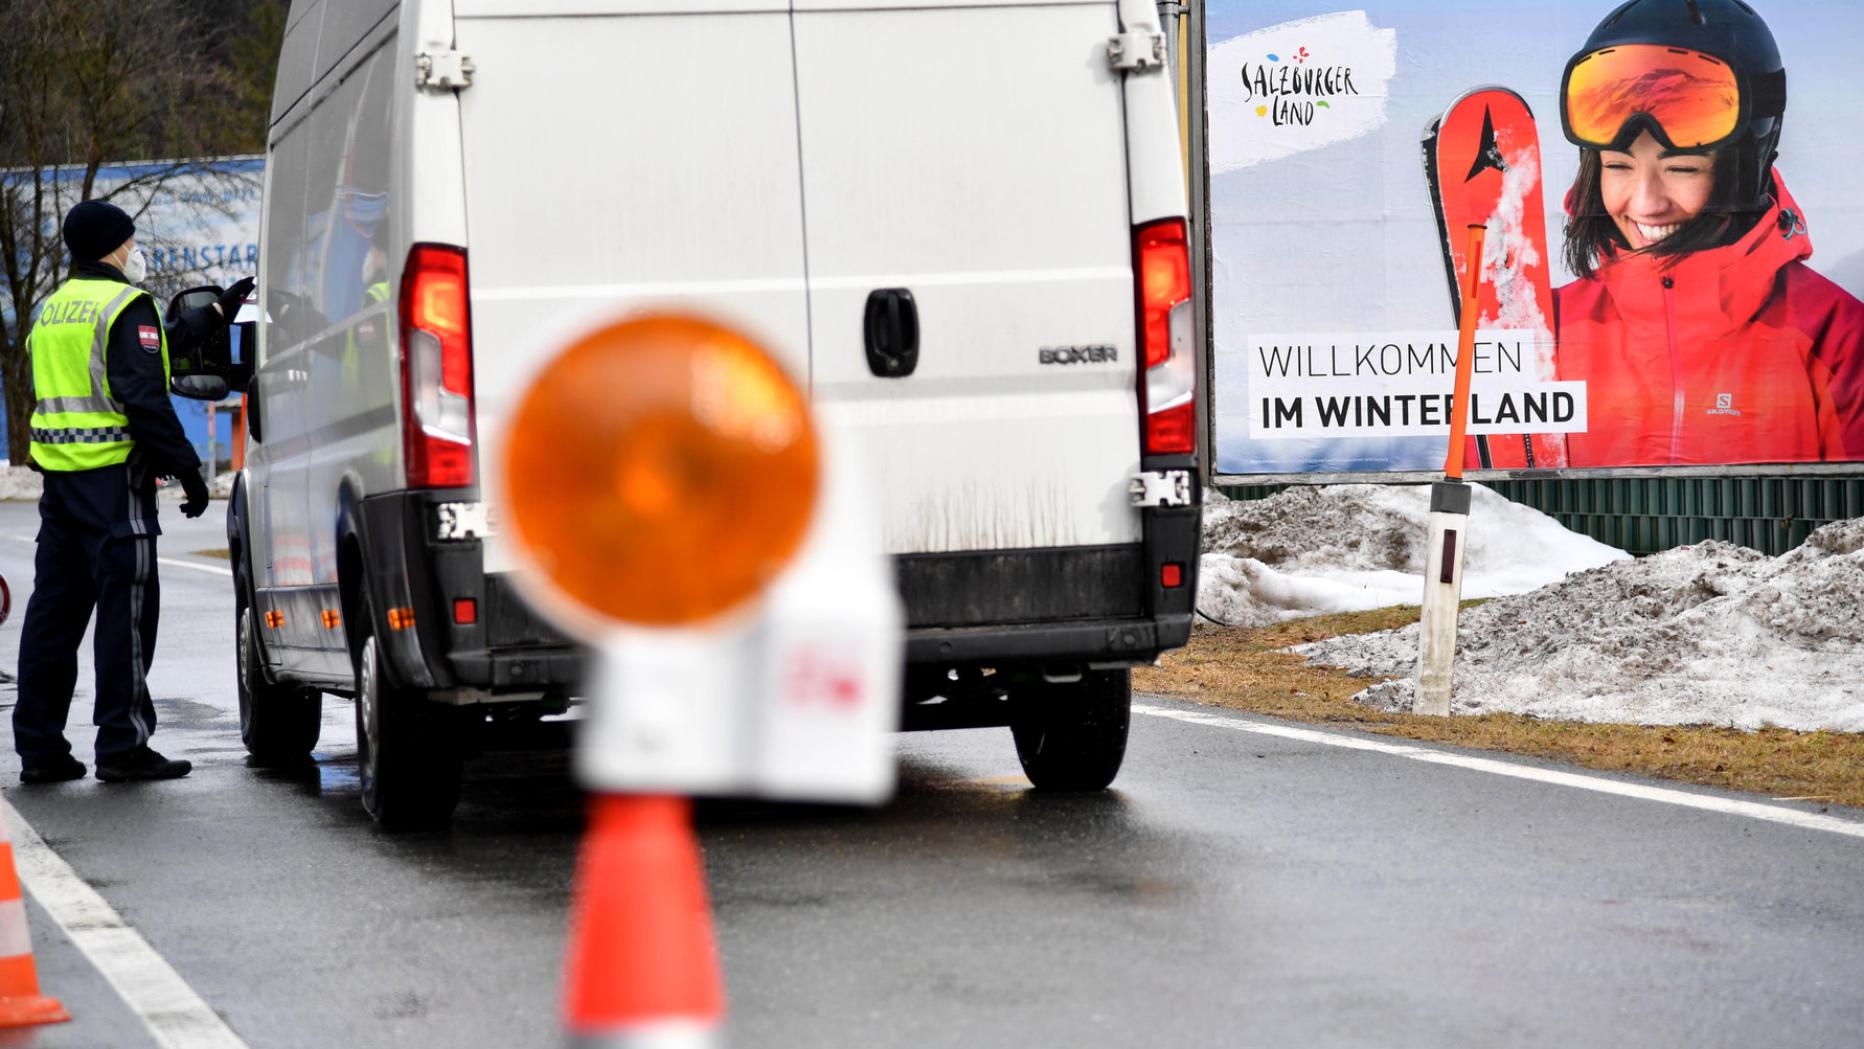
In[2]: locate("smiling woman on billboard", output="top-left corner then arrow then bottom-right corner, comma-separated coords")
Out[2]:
1553,0 -> 1864,467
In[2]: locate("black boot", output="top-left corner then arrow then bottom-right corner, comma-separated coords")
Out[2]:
19,754 -> 87,784
95,748 -> 192,783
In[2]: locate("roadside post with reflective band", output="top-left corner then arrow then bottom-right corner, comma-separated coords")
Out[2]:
492,312 -> 902,1048
1417,225 -> 1485,717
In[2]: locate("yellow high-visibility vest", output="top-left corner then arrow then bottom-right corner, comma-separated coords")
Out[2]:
27,277 -> 170,472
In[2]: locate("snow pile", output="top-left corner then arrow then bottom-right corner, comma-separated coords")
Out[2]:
1198,484 -> 1627,627
0,465 -> 228,502
1297,520 -> 1864,732
0,465 -> 44,501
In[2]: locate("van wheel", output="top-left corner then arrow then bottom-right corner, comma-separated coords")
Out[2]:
1010,669 -> 1131,792
354,612 -> 466,830
237,605 -> 321,764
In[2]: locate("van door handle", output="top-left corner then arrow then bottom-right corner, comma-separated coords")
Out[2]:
863,288 -> 919,378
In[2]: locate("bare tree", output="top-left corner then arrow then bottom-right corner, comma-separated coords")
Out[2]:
0,0 -> 276,464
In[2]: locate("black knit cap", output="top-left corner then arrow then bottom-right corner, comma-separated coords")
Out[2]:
62,200 -> 136,262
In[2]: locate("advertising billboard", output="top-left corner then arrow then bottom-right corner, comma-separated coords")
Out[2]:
1203,1 -> 1864,479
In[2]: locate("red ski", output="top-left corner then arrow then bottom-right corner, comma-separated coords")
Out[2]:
1423,86 -> 1568,470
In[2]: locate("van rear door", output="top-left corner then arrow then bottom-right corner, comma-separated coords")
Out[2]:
449,1 -> 809,571
793,1 -> 1141,555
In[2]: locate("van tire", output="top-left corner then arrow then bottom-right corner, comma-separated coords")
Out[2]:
354,605 -> 466,830
237,606 -> 322,764
1010,669 -> 1130,791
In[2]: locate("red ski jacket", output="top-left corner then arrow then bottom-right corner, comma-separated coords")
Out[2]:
1554,172 -> 1864,467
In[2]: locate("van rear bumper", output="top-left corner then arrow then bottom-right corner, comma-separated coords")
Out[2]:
906,614 -> 1193,666
896,473 -> 1202,669
366,465 -> 1199,689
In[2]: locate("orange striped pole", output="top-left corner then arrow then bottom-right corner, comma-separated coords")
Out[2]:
0,808 -> 69,1028
233,394 -> 248,473
1419,224 -> 1488,716
1443,224 -> 1487,480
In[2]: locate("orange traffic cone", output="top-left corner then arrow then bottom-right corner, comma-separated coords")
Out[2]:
563,794 -> 723,1047
0,807 -> 69,1028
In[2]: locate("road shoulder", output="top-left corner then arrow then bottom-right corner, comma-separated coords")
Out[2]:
1136,609 -> 1864,810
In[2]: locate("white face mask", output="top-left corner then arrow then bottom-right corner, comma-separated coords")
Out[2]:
119,246 -> 148,284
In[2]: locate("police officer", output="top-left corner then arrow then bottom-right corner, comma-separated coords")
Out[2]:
14,201 -> 253,783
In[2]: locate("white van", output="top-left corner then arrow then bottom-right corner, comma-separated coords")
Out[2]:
231,0 -> 1202,827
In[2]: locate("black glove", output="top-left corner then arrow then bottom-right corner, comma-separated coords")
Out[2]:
216,277 -> 256,323
180,470 -> 210,519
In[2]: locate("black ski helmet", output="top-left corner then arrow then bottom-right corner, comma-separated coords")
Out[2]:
1564,0 -> 1786,207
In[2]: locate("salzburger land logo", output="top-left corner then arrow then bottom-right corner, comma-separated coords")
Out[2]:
1240,45 -> 1363,126
1208,12 -> 1396,173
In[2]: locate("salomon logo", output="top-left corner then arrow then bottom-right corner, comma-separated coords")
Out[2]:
1707,393 -> 1742,417
1039,345 -> 1118,365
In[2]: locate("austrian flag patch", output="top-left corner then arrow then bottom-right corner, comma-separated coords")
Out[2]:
137,325 -> 160,352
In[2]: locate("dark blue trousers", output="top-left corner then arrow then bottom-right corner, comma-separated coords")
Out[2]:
14,464 -> 163,764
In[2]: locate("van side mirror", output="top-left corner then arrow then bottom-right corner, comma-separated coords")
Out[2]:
247,381 -> 264,444
165,284 -> 235,394
168,285 -> 220,318
171,373 -> 231,401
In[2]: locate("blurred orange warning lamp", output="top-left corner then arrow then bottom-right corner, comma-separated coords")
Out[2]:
501,315 -> 819,630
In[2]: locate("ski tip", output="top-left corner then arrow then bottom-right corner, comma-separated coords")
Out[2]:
1437,84 -> 1535,122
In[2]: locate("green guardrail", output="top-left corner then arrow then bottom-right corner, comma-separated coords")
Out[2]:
1215,476 -> 1864,557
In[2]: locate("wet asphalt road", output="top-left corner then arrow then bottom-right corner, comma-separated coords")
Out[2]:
1,499 -> 1862,1048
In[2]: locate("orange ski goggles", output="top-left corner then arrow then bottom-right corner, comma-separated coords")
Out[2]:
1561,44 -> 1751,151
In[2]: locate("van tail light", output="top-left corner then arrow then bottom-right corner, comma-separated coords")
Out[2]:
1133,218 -> 1196,456
400,244 -> 476,488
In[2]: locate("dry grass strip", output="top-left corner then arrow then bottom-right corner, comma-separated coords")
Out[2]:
1134,607 -> 1864,811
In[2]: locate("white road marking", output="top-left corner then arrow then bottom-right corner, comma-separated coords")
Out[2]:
1,797 -> 251,1049
1,533 -> 232,578
1132,702 -> 1864,841
157,557 -> 232,578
